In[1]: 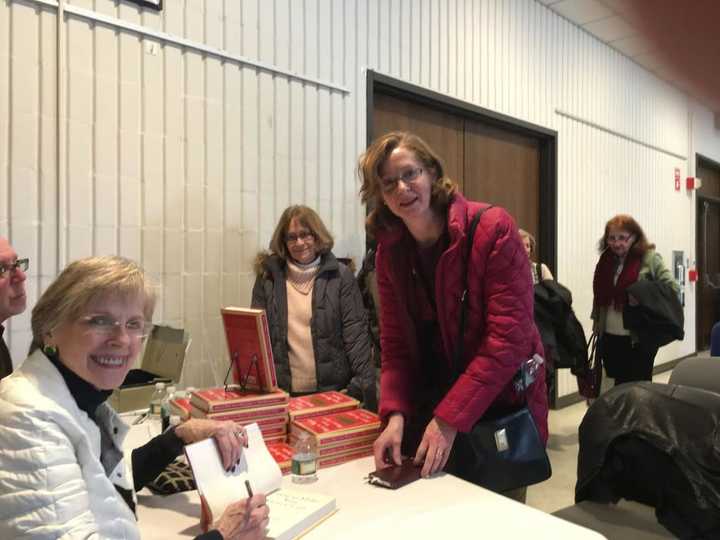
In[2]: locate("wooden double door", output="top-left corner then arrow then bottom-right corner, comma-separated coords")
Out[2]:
696,157 -> 720,351
372,92 -> 549,268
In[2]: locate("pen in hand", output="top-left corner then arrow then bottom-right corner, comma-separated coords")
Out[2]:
244,479 -> 254,524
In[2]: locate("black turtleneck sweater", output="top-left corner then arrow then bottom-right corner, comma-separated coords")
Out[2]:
49,353 -> 222,540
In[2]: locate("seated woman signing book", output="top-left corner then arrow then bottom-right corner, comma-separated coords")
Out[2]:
252,205 -> 377,411
0,256 -> 269,540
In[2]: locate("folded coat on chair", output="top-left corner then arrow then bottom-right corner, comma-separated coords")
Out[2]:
576,382 -> 720,538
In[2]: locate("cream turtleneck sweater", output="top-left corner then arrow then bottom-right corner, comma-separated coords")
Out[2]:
286,257 -> 321,392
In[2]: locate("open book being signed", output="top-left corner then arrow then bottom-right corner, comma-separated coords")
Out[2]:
185,423 -> 336,540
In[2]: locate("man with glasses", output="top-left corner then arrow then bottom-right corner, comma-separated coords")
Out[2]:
0,236 -> 28,380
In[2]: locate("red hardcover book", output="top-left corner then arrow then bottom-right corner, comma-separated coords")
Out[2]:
190,404 -> 289,423
263,433 -> 288,444
288,391 -> 360,421
318,447 -> 374,469
259,423 -> 287,437
190,388 -> 288,413
169,398 -> 192,420
290,409 -> 381,447
266,441 -> 293,471
288,433 -> 377,456
221,307 -> 277,391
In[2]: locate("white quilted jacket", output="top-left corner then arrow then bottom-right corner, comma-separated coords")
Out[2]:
0,350 -> 140,539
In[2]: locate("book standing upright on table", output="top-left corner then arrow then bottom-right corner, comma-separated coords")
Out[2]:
221,307 -> 278,392
185,423 -> 336,540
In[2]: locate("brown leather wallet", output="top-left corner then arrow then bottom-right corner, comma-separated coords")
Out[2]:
367,459 -> 422,489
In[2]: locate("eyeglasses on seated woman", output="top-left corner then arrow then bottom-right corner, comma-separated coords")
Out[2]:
0,256 -> 269,540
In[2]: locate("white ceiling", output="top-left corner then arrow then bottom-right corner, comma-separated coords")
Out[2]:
539,0 -> 692,104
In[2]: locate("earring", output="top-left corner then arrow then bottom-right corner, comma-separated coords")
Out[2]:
43,344 -> 57,357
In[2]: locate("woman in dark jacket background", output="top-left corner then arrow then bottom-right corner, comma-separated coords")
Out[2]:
251,205 -> 376,410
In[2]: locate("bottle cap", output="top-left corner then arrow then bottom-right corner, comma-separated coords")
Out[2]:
155,382 -> 166,390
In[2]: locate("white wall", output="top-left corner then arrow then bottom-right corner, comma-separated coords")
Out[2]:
1,0 -> 718,396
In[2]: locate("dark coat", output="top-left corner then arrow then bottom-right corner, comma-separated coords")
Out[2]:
624,279 -> 684,349
533,279 -> 588,372
375,193 -> 548,441
251,252 -> 376,410
576,382 -> 720,538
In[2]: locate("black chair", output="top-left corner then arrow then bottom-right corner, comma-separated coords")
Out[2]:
668,355 -> 720,394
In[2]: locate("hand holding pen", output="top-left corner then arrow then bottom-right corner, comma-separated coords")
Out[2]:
215,481 -> 269,540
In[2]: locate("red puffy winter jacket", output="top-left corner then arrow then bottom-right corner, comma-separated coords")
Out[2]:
375,194 -> 548,443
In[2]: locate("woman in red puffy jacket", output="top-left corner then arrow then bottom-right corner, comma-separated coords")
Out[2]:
358,132 -> 548,500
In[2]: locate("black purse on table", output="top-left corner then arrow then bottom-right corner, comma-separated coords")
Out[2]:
451,208 -> 551,493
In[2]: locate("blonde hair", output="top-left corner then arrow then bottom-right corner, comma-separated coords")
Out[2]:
268,205 -> 334,261
31,256 -> 156,350
358,131 -> 457,236
518,229 -> 536,258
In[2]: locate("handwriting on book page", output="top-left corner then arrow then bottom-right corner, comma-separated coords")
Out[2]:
268,490 -> 324,511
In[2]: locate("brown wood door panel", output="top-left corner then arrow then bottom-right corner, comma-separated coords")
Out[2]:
463,120 -> 541,249
697,198 -> 720,350
696,158 -> 720,351
373,93 -> 464,188
698,160 -> 720,198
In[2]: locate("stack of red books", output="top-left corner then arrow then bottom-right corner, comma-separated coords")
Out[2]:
266,441 -> 294,475
289,409 -> 381,469
189,388 -> 289,443
288,391 -> 359,421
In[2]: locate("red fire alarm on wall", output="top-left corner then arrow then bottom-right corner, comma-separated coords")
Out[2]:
688,268 -> 698,282
686,177 -> 703,191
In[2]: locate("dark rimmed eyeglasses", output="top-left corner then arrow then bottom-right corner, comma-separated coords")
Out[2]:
0,258 -> 29,278
285,231 -> 315,244
380,167 -> 423,193
607,234 -> 632,243
78,315 -> 152,339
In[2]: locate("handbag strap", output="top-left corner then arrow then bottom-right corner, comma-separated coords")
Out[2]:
452,205 -> 493,381
452,206 -> 533,402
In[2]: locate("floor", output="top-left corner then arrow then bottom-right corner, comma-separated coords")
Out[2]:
525,369 -> 672,514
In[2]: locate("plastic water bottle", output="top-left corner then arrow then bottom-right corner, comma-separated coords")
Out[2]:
161,385 -> 176,431
148,382 -> 166,420
291,431 -> 318,483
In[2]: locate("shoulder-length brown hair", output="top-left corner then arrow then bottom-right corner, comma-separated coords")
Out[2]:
598,214 -> 655,257
267,205 -> 334,261
358,131 -> 457,236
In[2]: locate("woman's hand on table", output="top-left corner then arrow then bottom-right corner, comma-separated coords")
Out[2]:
414,416 -> 457,478
373,412 -> 404,469
175,419 -> 247,471
215,494 -> 269,540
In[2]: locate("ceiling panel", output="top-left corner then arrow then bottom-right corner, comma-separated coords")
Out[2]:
543,0 -> 720,114
583,15 -> 635,42
610,35 -> 654,57
551,0 -> 613,25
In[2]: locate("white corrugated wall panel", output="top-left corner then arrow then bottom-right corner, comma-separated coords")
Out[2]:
0,0 -> 713,394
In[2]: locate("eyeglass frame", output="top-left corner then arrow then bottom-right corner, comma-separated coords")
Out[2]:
607,233 -> 633,243
78,314 -> 153,339
379,167 -> 424,194
285,231 -> 316,244
0,258 -> 29,278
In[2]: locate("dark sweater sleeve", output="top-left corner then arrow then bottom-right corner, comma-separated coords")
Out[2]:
196,531 -> 223,540
131,427 -> 185,490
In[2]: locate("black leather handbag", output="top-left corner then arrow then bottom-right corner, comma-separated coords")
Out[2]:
451,208 -> 551,493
